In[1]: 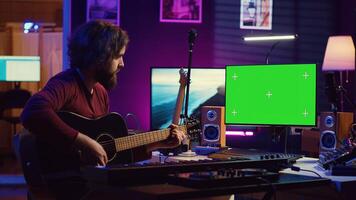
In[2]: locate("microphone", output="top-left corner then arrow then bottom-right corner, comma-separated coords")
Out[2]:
188,29 -> 198,45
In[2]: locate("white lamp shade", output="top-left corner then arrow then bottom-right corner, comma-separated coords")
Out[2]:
322,36 -> 355,71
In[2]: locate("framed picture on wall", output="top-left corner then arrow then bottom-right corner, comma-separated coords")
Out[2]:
240,0 -> 272,30
160,0 -> 202,23
87,0 -> 120,25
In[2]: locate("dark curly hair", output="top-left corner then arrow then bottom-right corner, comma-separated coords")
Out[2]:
68,20 -> 129,70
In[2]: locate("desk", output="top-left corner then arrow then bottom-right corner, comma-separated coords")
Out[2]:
84,154 -> 333,200
85,173 -> 331,200
85,173 -> 330,200
281,157 -> 356,199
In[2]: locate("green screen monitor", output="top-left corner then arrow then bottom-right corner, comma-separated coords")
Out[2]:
225,64 -> 316,126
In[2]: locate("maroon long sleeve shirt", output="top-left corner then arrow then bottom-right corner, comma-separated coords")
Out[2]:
21,69 -> 149,174
21,69 -> 109,143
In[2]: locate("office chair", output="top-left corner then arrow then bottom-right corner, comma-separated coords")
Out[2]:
0,88 -> 31,134
13,129 -> 55,200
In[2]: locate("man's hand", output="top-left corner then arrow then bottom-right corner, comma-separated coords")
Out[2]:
165,124 -> 185,147
74,132 -> 108,166
147,124 -> 186,152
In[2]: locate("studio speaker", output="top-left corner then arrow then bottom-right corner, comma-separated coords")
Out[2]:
319,112 -> 353,152
200,106 -> 226,147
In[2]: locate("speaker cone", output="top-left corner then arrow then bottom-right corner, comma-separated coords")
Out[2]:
320,130 -> 336,150
203,124 -> 220,141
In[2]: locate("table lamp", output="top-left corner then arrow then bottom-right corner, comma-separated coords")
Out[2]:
322,35 -> 355,111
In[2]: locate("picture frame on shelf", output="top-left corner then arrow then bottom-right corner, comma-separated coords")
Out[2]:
240,0 -> 272,30
87,0 -> 120,25
160,0 -> 202,24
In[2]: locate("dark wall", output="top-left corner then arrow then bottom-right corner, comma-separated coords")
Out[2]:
213,0 -> 338,113
337,0 -> 356,112
110,0 -> 215,131
70,0 -> 356,131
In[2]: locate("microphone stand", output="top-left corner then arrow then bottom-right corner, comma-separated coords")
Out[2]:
182,29 -> 197,152
161,29 -> 197,156
183,30 -> 197,119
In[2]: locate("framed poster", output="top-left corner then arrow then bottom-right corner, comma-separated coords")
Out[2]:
87,0 -> 120,25
240,0 -> 272,30
160,0 -> 202,23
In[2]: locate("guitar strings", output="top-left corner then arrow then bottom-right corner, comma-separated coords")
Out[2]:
97,129 -> 174,146
98,136 -> 159,146
98,135 -> 165,150
98,136 -> 154,146
96,126 -> 188,148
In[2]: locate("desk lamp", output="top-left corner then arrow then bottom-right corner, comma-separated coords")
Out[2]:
243,34 -> 297,64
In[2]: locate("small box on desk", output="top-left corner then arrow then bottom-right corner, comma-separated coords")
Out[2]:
301,129 -> 320,158
192,146 -> 225,155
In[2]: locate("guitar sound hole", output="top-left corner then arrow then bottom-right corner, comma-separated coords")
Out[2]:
97,134 -> 117,162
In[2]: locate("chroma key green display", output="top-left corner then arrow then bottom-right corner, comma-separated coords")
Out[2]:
225,64 -> 316,126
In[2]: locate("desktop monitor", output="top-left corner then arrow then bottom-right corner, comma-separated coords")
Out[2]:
225,64 -> 316,126
151,67 -> 225,130
0,56 -> 40,82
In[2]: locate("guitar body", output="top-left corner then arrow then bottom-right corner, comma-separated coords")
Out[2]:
58,112 -> 133,164
56,112 -> 198,165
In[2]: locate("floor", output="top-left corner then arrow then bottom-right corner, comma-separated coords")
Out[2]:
0,155 -> 27,200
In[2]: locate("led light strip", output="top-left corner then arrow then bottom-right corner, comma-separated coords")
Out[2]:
226,131 -> 254,136
243,35 -> 296,41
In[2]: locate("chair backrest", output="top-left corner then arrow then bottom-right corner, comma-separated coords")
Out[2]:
0,88 -> 31,118
12,129 -> 55,200
13,129 -> 45,187
13,129 -> 55,200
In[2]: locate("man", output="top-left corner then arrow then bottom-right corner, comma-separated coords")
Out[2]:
20,20 -> 184,199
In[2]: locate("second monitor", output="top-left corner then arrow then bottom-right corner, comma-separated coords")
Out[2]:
150,67 -> 225,130
225,64 -> 317,127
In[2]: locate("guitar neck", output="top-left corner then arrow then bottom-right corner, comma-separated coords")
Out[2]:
114,128 -> 172,152
173,84 -> 186,125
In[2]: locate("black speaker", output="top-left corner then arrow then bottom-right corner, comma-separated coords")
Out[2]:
200,106 -> 226,147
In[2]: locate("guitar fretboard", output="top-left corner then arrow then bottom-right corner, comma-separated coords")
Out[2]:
115,126 -> 185,152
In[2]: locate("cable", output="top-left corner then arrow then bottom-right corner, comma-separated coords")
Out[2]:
158,152 -> 171,163
290,166 -> 344,200
163,155 -> 170,163
124,113 -> 140,163
125,113 -> 141,133
265,41 -> 280,64
284,127 -> 288,154
290,166 -> 322,178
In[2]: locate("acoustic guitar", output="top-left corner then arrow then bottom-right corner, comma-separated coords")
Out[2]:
57,111 -> 200,163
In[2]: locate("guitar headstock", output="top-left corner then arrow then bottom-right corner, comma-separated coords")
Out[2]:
179,68 -> 188,86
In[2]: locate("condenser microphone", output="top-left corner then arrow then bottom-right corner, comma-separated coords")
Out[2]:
188,29 -> 198,45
